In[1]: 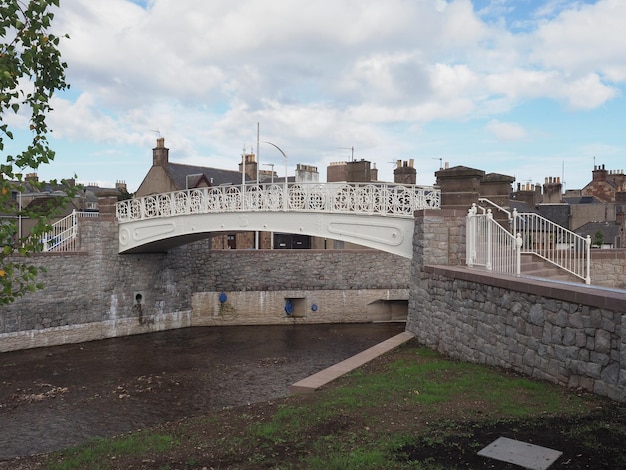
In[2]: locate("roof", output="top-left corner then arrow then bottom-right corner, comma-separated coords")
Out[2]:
25,195 -> 79,214
536,204 -> 570,228
509,200 -> 538,214
574,221 -> 623,245
563,195 -> 603,205
166,163 -> 251,188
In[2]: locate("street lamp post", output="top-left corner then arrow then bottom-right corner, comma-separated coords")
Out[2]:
262,141 -> 288,209
241,146 -> 247,186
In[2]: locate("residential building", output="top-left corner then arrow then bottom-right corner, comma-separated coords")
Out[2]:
509,165 -> 626,248
2,174 -> 127,240
135,138 -> 322,250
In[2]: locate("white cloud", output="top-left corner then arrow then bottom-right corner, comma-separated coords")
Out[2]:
559,74 -> 620,110
22,0 -> 622,192
531,0 -> 626,80
485,119 -> 527,141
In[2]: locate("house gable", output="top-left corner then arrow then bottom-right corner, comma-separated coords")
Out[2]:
582,180 -> 616,203
135,165 -> 178,197
135,138 -> 252,197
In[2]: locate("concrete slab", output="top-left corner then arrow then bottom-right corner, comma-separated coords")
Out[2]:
478,437 -> 562,470
290,331 -> 415,393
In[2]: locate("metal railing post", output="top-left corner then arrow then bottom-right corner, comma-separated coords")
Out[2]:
466,204 -> 476,267
515,233 -> 522,276
486,209 -> 493,271
585,235 -> 591,284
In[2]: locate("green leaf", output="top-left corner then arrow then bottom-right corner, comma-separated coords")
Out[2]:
0,0 -> 70,304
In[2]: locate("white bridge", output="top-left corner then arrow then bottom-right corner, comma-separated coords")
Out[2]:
116,182 -> 440,258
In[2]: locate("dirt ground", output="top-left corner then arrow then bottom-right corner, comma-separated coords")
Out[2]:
4,337 -> 625,469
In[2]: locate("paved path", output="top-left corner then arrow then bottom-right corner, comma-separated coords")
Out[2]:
290,331 -> 415,393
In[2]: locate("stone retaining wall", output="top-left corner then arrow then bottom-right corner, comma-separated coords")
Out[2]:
192,289 -> 408,326
590,250 -> 626,289
408,266 -> 626,400
407,209 -> 626,401
0,219 -> 410,352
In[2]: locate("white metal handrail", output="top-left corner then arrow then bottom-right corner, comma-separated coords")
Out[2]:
512,209 -> 591,284
41,210 -> 100,252
466,205 -> 522,276
478,197 -> 512,218
116,182 -> 441,222
467,201 -> 591,284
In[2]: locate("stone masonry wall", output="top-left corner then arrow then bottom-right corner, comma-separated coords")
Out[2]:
408,266 -> 626,401
0,218 -> 410,351
590,250 -> 626,289
191,289 -> 408,326
408,210 -> 626,401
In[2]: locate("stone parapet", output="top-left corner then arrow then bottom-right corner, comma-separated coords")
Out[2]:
590,249 -> 626,289
413,209 -> 467,268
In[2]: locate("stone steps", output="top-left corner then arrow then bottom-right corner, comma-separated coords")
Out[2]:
520,254 -> 582,283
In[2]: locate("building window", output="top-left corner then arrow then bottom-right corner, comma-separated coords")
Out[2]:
227,234 -> 236,249
274,233 -> 311,249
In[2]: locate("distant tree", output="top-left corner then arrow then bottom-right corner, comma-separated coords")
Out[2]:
0,0 -> 74,304
593,230 -> 604,248
117,186 -> 134,201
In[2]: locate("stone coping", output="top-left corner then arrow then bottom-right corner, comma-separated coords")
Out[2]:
424,265 -> 626,312
290,331 -> 415,393
591,249 -> 626,260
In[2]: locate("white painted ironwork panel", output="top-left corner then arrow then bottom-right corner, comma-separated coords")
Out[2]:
117,183 -> 440,222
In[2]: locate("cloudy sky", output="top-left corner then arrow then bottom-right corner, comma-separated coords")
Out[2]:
7,0 -> 626,192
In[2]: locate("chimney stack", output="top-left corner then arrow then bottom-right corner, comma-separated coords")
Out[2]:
153,137 -> 169,167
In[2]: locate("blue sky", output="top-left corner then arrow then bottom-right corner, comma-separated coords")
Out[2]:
5,0 -> 625,192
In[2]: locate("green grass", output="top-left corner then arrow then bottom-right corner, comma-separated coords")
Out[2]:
245,347 -> 590,469
305,448 -> 391,470
30,344 -> 618,469
47,432 -> 178,470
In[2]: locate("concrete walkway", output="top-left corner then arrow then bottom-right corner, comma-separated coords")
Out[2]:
290,331 -> 415,393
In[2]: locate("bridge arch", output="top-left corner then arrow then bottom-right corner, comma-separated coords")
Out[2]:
117,183 -> 440,258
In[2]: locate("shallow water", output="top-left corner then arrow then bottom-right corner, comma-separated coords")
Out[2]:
0,322 -> 405,459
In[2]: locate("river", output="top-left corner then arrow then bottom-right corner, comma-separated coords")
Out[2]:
0,322 -> 405,459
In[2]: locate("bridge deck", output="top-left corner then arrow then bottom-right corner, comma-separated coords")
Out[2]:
116,183 -> 440,257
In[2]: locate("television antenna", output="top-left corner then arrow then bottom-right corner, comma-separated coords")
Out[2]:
432,157 -> 443,170
339,146 -> 355,161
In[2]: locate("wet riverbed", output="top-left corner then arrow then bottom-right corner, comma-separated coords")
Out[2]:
0,323 -> 405,460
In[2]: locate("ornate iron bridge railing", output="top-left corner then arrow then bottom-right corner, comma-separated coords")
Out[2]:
116,183 -> 440,222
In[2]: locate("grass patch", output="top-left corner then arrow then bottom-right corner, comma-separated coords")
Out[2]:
47,432 -> 177,470
305,448 -> 391,470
